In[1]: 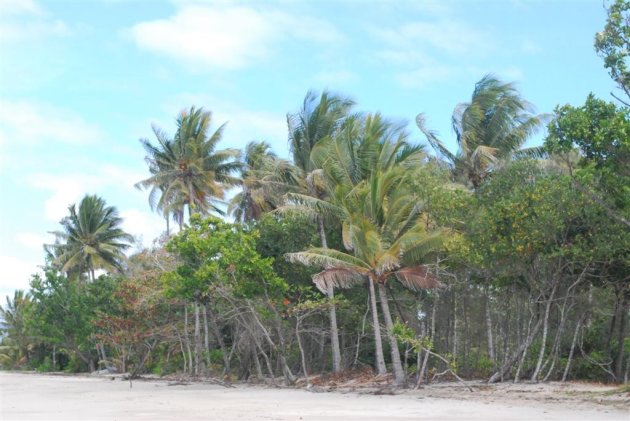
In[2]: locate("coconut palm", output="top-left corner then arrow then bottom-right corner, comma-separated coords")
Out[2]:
137,107 -> 241,228
228,141 -> 299,222
47,195 -> 133,281
0,290 -> 32,368
288,166 -> 446,386
285,90 -> 354,372
417,74 -> 545,189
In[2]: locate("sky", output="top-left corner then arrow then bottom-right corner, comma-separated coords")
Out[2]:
0,0 -> 620,299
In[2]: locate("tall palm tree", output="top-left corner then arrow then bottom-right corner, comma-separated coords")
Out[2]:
285,90 -> 354,372
417,74 -> 545,189
288,166 -> 445,386
137,107 -> 241,228
47,195 -> 133,281
228,141 -> 299,222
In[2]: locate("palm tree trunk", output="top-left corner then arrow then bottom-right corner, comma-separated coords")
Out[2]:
378,283 -> 406,386
368,276 -> 387,375
317,215 -> 342,373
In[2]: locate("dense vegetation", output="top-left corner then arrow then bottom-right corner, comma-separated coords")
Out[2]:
1,1 -> 628,386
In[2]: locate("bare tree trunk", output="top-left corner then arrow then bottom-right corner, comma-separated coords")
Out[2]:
453,293 -> 458,360
295,316 -> 310,386
417,293 -> 438,387
194,302 -> 202,375
184,305 -> 193,374
562,318 -> 582,382
202,305 -> 210,367
614,290 -> 629,381
179,335 -> 187,374
531,280 -> 560,381
368,276 -> 387,375
52,345 -> 56,370
378,283 -> 406,386
486,292 -> 495,367
489,317 -> 542,383
207,305 -> 230,374
317,215 -> 342,373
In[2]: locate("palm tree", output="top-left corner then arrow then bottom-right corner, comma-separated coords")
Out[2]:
136,124 -> 180,234
228,141 -> 299,222
288,166 -> 445,386
285,90 -> 354,372
0,290 -> 32,367
47,195 -> 133,281
137,107 -> 241,228
417,74 -> 545,189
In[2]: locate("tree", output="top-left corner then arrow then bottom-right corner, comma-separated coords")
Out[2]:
228,141 -> 298,222
417,74 -> 545,189
595,0 -> 630,105
285,90 -> 354,372
545,94 -> 630,228
0,290 -> 33,368
136,107 -> 241,227
288,166 -> 446,386
47,195 -> 133,281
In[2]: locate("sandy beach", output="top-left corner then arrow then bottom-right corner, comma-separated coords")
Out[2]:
0,372 -> 628,420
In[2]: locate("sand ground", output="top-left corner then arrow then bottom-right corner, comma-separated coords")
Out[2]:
0,372 -> 628,420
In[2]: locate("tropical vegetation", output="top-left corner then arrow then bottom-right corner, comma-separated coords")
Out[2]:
1,2 -> 628,387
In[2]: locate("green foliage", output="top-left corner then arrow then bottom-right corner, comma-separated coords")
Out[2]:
595,0 -> 630,99
165,215 -> 288,301
545,95 -> 630,211
46,194 -> 133,280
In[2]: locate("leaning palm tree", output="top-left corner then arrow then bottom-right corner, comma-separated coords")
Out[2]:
285,90 -> 354,372
288,166 -> 446,386
417,74 -> 545,189
228,141 -> 299,222
47,195 -> 134,281
137,107 -> 241,228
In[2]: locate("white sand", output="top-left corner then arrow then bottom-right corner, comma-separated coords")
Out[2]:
0,372 -> 627,420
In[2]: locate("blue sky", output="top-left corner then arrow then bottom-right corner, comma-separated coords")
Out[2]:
0,0 -> 619,298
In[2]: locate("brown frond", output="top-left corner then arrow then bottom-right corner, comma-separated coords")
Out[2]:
393,265 -> 440,291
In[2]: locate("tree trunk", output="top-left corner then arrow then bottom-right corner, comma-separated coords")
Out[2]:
207,305 -> 230,374
562,318 -> 582,382
489,318 -> 542,383
202,304 -> 210,368
417,293 -> 438,387
486,292 -> 495,367
184,305 -> 193,374
295,316 -> 310,386
368,276 -> 387,375
317,215 -> 342,373
531,279 -> 559,381
614,289 -> 629,381
194,302 -> 202,375
378,283 -> 406,386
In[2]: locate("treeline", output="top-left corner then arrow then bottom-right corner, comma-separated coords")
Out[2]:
1,1 -> 628,386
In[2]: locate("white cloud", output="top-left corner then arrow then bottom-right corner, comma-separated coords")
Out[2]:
0,255 -> 41,298
0,0 -> 70,43
0,100 -> 105,146
129,3 -> 344,70
15,232 -> 53,251
0,0 -> 43,17
29,172 -> 101,222
374,20 -> 491,58
120,208 -> 167,248
371,18 -> 493,90
164,93 -> 288,156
